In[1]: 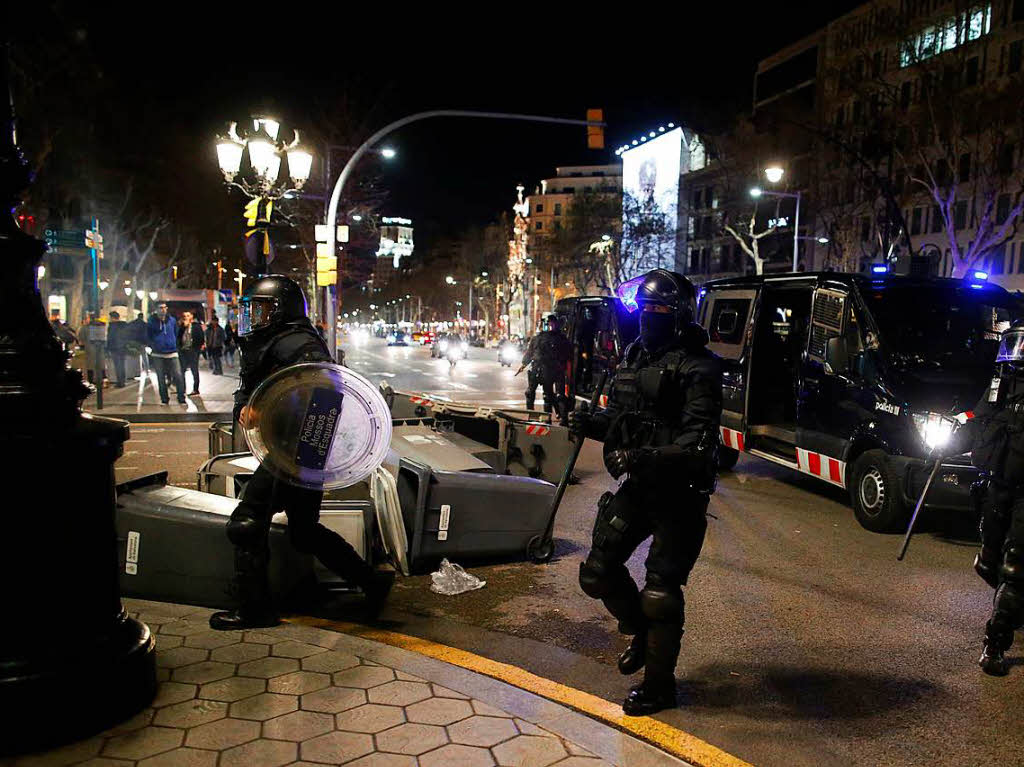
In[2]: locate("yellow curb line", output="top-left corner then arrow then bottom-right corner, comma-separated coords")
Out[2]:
288,616 -> 752,767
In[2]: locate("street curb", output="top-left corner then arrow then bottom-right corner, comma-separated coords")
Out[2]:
288,616 -> 753,767
85,411 -> 230,423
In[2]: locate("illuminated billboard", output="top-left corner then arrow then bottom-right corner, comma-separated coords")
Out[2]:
621,127 -> 684,278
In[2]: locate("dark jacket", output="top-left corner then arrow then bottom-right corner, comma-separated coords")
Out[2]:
206,323 -> 226,350
106,320 -> 129,353
953,369 -> 1024,483
522,329 -> 573,379
234,319 -> 332,418
147,315 -> 178,354
128,318 -> 148,346
225,325 -> 238,349
177,321 -> 205,354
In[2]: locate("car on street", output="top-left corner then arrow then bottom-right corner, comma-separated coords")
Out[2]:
696,270 -> 1024,532
497,338 -> 522,367
387,330 -> 409,346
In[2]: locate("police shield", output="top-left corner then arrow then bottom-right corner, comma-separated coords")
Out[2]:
242,363 -> 392,490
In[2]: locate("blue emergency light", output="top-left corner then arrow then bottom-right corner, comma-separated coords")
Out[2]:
615,276 -> 644,312
973,270 -> 988,281
871,264 -> 888,274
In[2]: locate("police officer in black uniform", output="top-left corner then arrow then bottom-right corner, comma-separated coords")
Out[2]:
569,269 -> 722,715
210,275 -> 392,631
521,314 -> 573,423
941,319 -> 1024,674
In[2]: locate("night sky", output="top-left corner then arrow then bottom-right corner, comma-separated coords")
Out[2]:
19,2 -> 863,254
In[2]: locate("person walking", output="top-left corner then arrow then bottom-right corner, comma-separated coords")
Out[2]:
205,315 -> 226,375
147,303 -> 186,405
177,310 -> 205,396
78,312 -> 104,386
225,321 -> 238,368
106,311 -> 129,387
129,312 -> 149,375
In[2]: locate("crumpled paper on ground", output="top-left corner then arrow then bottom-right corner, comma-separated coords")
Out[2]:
430,558 -> 486,595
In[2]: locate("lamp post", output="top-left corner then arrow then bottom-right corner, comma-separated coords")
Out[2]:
0,43 -> 154,752
750,166 -> 802,272
215,117 -> 313,277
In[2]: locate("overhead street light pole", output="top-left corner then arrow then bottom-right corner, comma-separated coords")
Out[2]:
324,109 -> 606,356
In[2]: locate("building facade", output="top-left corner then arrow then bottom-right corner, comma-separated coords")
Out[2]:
372,216 -> 414,289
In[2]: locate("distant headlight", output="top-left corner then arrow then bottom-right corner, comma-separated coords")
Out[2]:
501,346 -> 518,361
439,341 -> 449,352
912,412 -> 956,449
461,342 -> 469,351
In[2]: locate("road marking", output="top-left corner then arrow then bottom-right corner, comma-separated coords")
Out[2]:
288,617 -> 752,767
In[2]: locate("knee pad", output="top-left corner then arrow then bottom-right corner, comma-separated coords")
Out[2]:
578,556 -> 628,599
1000,545 -> 1024,583
641,582 -> 684,624
226,512 -> 268,547
992,581 -> 1024,632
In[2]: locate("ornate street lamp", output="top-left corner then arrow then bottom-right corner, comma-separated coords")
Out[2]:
215,117 -> 313,276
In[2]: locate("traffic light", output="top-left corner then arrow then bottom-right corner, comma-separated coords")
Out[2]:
587,109 -> 604,150
314,225 -> 337,286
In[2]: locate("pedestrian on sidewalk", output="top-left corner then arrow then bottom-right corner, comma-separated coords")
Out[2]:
177,310 -> 205,396
129,312 -> 149,375
106,310 -> 129,387
209,275 -> 393,631
78,312 -> 105,386
147,303 -> 186,405
206,315 -> 226,375
50,310 -> 78,354
224,321 -> 238,368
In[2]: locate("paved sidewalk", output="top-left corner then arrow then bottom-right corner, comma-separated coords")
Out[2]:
2,599 -> 690,767
81,358 -> 238,420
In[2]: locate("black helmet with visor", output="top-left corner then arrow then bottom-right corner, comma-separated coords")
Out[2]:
238,275 -> 308,337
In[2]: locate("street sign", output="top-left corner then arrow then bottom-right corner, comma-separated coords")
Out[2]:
315,242 -> 332,258
316,270 -> 337,287
317,256 -> 337,271
315,224 -> 350,243
44,229 -> 87,250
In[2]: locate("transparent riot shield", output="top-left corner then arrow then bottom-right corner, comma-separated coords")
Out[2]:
242,363 -> 392,490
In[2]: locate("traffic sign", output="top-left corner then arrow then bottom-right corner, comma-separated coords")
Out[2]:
316,270 -> 337,287
44,229 -> 87,250
317,256 -> 337,271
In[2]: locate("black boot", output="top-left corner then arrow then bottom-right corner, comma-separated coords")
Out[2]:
210,548 -> 280,631
362,570 -> 396,618
618,633 -> 646,675
622,674 -> 677,716
980,640 -> 1009,676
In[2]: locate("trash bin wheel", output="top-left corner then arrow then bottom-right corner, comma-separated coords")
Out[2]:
527,535 -> 554,563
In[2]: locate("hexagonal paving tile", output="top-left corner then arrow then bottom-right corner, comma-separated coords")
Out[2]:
420,743 -> 495,767
344,755 -> 418,767
219,738 -> 296,767
515,719 -> 548,737
300,685 -> 366,713
367,681 -> 431,706
267,670 -> 330,695
331,665 -> 395,689
261,709 -> 334,741
552,757 -> 615,767
185,717 -> 261,750
241,630 -> 279,644
172,661 -> 235,684
78,758 -> 135,767
137,746 -> 218,767
394,670 -> 427,682
375,722 -> 447,755
211,641 -> 269,664
471,700 -> 513,718
334,703 -> 406,733
155,646 -> 207,668
185,630 -> 244,649
197,675 -> 266,702
270,640 -> 325,658
159,620 -> 214,636
493,735 -> 567,767
431,684 -> 470,699
300,649 -> 360,673
299,731 -> 374,764
152,698 -> 228,728
448,716 -> 518,747
406,697 -> 474,725
155,634 -> 183,650
103,708 -> 154,736
151,681 -> 197,708
103,726 -> 184,760
565,741 -> 597,757
237,656 -> 300,678
229,692 -> 298,721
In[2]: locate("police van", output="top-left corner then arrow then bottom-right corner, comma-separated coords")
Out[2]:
555,295 -> 639,405
698,270 -> 1022,532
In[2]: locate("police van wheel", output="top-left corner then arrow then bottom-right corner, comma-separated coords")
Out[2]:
718,447 -> 740,472
849,450 -> 909,532
527,535 -> 554,563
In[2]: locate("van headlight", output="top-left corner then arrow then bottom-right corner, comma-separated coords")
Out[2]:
912,412 -> 956,449
501,345 -> 518,361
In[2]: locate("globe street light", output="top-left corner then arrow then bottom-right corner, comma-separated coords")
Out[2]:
764,165 -> 785,184
215,117 -> 313,276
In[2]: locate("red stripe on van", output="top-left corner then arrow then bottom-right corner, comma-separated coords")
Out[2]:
808,452 -> 821,477
737,433 -> 745,452
828,458 -> 841,483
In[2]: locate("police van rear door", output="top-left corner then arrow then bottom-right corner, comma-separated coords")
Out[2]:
700,287 -> 756,450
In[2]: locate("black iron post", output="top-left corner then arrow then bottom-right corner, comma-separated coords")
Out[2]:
0,41 -> 156,754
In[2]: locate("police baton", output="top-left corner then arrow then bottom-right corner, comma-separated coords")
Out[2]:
527,370 -> 608,564
897,457 -> 944,561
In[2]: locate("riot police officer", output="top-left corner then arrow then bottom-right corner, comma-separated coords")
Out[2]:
943,319 -> 1024,674
210,275 -> 392,631
521,314 -> 573,423
568,269 -> 722,715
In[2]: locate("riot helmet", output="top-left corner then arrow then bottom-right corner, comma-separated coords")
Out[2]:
238,275 -> 308,337
996,319 -> 1024,371
635,269 -> 696,350
543,314 -> 562,333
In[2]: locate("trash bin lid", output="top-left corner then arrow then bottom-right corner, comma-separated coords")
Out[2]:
243,363 -> 392,490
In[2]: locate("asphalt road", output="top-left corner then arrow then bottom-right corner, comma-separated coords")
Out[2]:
116,339 -> 1024,767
